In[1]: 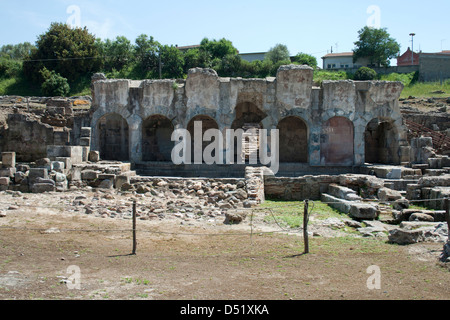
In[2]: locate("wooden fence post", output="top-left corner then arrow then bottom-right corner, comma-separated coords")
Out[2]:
303,200 -> 309,254
132,200 -> 137,255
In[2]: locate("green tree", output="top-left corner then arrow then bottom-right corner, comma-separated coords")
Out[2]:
40,67 -> 70,97
23,23 -> 100,83
199,38 -> 238,62
265,44 -> 291,64
134,34 -> 161,76
216,54 -> 244,77
1,42 -> 36,60
100,36 -> 133,72
353,26 -> 400,67
0,56 -> 23,78
292,52 -> 318,69
160,45 -> 185,79
183,48 -> 210,73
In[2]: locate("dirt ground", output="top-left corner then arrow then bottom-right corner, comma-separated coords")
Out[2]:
0,190 -> 448,303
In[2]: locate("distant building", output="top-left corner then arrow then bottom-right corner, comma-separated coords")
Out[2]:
397,47 -> 420,66
418,50 -> 450,82
176,45 -> 201,52
239,52 -> 267,62
321,52 -> 370,70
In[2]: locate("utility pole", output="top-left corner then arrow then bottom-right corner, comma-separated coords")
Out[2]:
410,33 -> 416,65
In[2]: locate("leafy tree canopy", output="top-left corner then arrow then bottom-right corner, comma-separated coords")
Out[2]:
353,26 -> 400,67
292,52 -> 318,69
24,22 -> 101,83
1,42 -> 36,60
200,38 -> 238,62
265,44 -> 291,64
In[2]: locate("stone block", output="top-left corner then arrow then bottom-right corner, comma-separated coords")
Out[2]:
54,172 -> 67,183
388,228 -> 425,245
386,168 -> 402,179
35,177 -> 55,186
88,151 -> 100,162
35,158 -> 51,169
28,168 -> 48,185
55,157 -> 72,171
0,177 -> 10,185
80,127 -> 92,138
82,146 -> 90,162
48,146 -> 84,164
98,174 -> 115,180
14,171 -> 26,184
428,158 -> 442,169
321,193 -> 351,214
80,137 -> 91,146
31,183 -> 55,193
51,161 -> 65,172
328,184 -> 361,201
115,175 -> 130,190
81,170 -> 98,180
98,179 -> 113,189
67,166 -> 82,181
0,167 -> 16,178
377,187 -> 403,202
349,203 -> 378,220
2,152 -> 16,168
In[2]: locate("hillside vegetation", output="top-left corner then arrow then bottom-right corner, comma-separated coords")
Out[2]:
1,23 -> 449,99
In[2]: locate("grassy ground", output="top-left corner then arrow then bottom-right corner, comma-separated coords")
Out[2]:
401,81 -> 450,99
0,74 -> 91,97
260,200 -> 345,229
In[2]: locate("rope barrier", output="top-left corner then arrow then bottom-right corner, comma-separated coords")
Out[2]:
0,197 -> 447,238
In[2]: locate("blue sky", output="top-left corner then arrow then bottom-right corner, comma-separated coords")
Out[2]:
1,0 -> 449,66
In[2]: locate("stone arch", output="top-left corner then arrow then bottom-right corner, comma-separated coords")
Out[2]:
187,115 -> 220,163
321,116 -> 354,166
96,113 -> 130,161
231,101 -> 267,130
142,115 -> 174,162
230,101 -> 267,162
365,118 -> 400,164
277,116 -> 308,163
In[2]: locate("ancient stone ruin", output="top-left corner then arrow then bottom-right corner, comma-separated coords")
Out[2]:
0,64 -> 449,259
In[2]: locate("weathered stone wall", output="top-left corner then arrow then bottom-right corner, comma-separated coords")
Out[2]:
90,65 -> 410,168
419,54 -> 450,82
4,114 -> 55,162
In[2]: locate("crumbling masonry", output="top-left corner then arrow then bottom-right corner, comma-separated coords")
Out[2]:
90,65 -> 411,174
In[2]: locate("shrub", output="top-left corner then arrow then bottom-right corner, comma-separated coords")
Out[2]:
0,57 -> 22,78
354,67 -> 377,81
40,67 -> 70,97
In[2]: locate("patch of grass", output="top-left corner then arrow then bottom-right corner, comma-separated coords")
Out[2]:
0,75 -> 41,96
259,199 -> 345,228
379,72 -> 416,85
401,80 -> 450,98
313,70 -> 351,85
